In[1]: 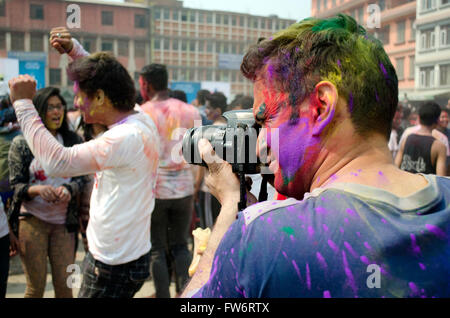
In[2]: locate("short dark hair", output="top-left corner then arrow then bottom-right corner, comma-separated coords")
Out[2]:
140,64 -> 168,92
68,52 -> 136,112
241,14 -> 398,139
206,92 -> 228,114
169,89 -> 187,103
196,89 -> 211,105
419,102 -> 441,126
237,96 -> 254,109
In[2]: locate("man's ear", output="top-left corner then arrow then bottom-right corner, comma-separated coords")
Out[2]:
94,89 -> 105,106
311,81 -> 338,136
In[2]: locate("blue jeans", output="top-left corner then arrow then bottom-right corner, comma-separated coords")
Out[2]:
150,196 -> 193,298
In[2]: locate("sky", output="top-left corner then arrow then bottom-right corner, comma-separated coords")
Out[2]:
106,0 -> 311,21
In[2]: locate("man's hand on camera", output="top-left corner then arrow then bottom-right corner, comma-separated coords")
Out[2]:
198,138 -> 241,209
49,27 -> 74,54
8,75 -> 36,103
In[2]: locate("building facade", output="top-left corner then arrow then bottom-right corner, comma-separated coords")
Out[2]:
0,0 -> 151,101
414,0 -> 450,105
311,0 -> 417,103
0,0 -> 296,103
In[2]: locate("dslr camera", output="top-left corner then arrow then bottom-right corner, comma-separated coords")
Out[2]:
182,109 -> 270,210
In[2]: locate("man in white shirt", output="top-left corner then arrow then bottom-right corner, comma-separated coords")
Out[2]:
8,32 -> 160,297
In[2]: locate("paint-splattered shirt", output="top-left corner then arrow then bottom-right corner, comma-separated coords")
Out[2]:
141,98 -> 201,199
193,174 -> 450,298
13,99 -> 160,265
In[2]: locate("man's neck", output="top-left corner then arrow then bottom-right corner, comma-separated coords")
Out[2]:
150,90 -> 170,102
309,130 -> 428,197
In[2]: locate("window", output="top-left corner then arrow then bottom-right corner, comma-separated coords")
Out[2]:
0,32 -> 5,50
440,24 -> 450,46
442,0 -> 450,4
11,32 -> 24,51
332,0 -> 337,6
30,4 -> 44,20
396,57 -> 405,80
207,13 -> 213,24
268,19 -> 272,29
154,8 -> 161,20
181,40 -> 187,51
409,55 -> 415,79
324,0 -> 328,9
101,11 -> 113,26
118,40 -> 128,56
30,33 -> 43,51
181,11 -> 188,22
253,18 -> 258,29
397,21 -> 406,43
173,10 -> 179,21
198,12 -> 203,23
83,38 -> 96,52
163,9 -> 170,20
232,16 -> 237,26
189,41 -> 196,52
207,41 -> 213,52
410,19 -> 416,41
420,28 -> 436,49
358,7 -> 364,24
135,41 -> 146,57
154,38 -> 160,50
376,25 -> 390,45
379,0 -> 386,11
223,15 -> 229,25
135,14 -> 146,28
216,14 -> 222,24
198,40 -> 204,52
421,0 -> 437,11
173,40 -> 179,51
206,70 -> 213,81
101,40 -> 113,52
318,0 -> 321,11
441,64 -> 450,86
0,1 -> 5,16
419,66 -> 435,87
164,39 -> 170,51
49,68 -> 61,86
239,16 -> 245,27
189,11 -> 196,22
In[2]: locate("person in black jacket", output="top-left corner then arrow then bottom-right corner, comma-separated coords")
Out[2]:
7,87 -> 87,298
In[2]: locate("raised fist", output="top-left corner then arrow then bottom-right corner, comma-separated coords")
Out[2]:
8,75 -> 36,103
49,26 -> 74,54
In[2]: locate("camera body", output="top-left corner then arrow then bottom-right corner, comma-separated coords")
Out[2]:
182,109 -> 260,174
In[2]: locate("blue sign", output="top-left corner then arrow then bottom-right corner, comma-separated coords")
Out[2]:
170,81 -> 201,104
8,52 -> 47,90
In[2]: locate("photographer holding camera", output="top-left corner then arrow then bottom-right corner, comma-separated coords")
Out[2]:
182,14 -> 450,298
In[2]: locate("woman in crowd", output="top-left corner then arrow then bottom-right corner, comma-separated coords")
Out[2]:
8,87 -> 87,298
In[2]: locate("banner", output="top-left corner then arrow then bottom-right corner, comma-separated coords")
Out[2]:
170,81 -> 201,104
7,52 -> 47,90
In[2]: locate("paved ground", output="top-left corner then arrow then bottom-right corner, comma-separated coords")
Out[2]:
6,241 -> 177,298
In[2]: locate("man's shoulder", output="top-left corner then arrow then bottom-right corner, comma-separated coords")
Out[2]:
242,198 -> 300,226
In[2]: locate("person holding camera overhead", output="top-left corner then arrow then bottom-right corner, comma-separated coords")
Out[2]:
182,14 -> 450,298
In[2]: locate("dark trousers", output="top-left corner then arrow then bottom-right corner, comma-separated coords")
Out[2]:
0,234 -> 10,298
78,251 -> 150,298
150,196 -> 193,298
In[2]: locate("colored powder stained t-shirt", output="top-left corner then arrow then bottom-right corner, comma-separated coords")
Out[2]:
192,174 -> 450,298
141,98 -> 201,199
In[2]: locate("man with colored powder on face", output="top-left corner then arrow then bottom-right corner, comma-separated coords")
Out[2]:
139,64 -> 201,298
7,29 -> 160,298
181,14 -> 450,298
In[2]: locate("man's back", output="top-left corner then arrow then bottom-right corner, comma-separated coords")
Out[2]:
141,98 -> 201,199
193,174 -> 450,298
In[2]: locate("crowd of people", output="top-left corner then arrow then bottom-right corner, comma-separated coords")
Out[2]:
1,13 -> 450,299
